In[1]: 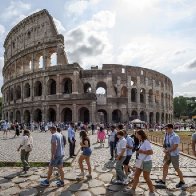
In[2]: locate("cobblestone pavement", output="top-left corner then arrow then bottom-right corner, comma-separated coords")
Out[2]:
0,130 -> 80,162
0,134 -> 196,195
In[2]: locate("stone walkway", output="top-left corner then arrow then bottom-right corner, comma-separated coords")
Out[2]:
0,134 -> 196,195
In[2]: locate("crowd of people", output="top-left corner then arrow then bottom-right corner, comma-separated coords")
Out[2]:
2,119 -> 196,195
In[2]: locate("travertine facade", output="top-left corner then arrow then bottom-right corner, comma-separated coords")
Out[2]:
1,9 -> 173,124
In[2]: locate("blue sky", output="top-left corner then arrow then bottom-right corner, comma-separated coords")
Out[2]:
0,0 -> 196,97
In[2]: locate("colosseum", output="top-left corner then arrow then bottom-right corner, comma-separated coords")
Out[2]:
1,9 -> 173,125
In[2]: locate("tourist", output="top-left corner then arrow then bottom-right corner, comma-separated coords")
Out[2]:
123,129 -> 134,176
78,130 -> 92,178
127,129 -> 154,195
68,123 -> 76,158
97,127 -> 106,147
40,126 -> 65,187
3,120 -> 8,138
108,125 -> 117,160
91,123 -> 95,135
13,120 -> 20,138
57,127 -> 66,146
192,131 -> 196,156
17,129 -> 33,172
112,130 -> 129,185
155,124 -> 185,188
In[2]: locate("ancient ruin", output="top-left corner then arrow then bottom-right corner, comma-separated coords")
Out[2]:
1,9 -> 173,124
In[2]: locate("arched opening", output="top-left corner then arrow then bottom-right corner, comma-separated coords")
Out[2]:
84,83 -> 92,93
34,81 -> 42,96
131,110 -> 138,120
161,93 -> 164,106
156,112 -> 160,123
97,109 -> 107,123
51,52 -> 57,66
10,112 -> 13,122
24,110 -> 31,124
33,109 -> 42,122
61,108 -> 72,122
166,113 -> 168,123
39,56 -> 44,68
149,89 -> 153,103
155,91 -> 160,104
48,108 -> 56,122
24,83 -> 30,98
112,109 -> 122,123
48,79 -> 56,95
79,107 -> 90,123
96,81 -> 107,95
149,112 -> 154,125
161,113 -> 164,124
140,111 -> 146,121
131,77 -> 137,86
140,88 -> 145,103
15,85 -> 21,100
131,88 -> 137,102
16,110 -> 21,123
120,86 -> 128,97
165,94 -> 168,108
63,78 -> 72,94
29,61 -> 32,70
10,88 -> 14,101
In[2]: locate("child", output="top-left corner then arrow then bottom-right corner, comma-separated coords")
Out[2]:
97,127 -> 106,147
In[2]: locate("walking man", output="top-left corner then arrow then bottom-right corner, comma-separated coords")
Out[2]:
108,125 -> 117,160
68,123 -> 76,158
155,124 -> 185,188
40,126 -> 65,187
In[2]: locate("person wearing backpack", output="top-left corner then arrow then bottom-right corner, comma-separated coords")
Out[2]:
17,129 -> 33,172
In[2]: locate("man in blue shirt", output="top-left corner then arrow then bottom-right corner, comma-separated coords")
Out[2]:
156,124 -> 185,188
40,126 -> 65,187
68,123 -> 76,158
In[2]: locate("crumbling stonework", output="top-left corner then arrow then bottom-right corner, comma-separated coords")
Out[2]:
1,9 -> 173,124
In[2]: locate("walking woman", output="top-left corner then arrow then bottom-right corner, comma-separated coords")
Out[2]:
17,130 -> 33,172
127,130 -> 155,195
78,130 -> 92,178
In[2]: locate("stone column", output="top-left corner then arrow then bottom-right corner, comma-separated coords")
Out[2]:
91,101 -> 96,123
56,74 -> 61,95
117,77 -> 121,97
56,104 -> 60,122
31,53 -> 35,72
146,112 -> 149,124
73,104 -> 77,123
72,71 -> 79,94
21,82 -> 24,102
106,76 -> 113,97
108,104 -> 112,123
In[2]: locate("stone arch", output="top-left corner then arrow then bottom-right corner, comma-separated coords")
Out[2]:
140,111 -> 146,121
63,78 -> 72,94
16,110 -> 21,123
47,79 -> 56,95
120,86 -> 128,97
34,81 -> 42,96
166,113 -> 168,123
10,88 -> 14,101
149,89 -> 153,103
161,113 -> 164,124
39,56 -> 44,68
97,109 -> 107,123
33,109 -> 42,122
140,88 -> 145,103
15,85 -> 21,100
79,107 -> 90,123
131,88 -> 137,102
84,83 -> 92,93
24,110 -> 31,124
112,109 -> 122,123
96,81 -> 107,95
24,83 -> 30,98
161,93 -> 164,106
156,112 -> 160,123
149,112 -> 154,124
155,91 -> 160,104
47,108 -> 56,122
50,52 -> 57,66
61,108 -> 72,122
9,111 -> 14,122
131,110 -> 138,120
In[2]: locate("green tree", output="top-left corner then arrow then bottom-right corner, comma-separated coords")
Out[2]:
173,96 -> 187,118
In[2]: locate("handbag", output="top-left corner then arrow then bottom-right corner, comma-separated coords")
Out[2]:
135,155 -> 148,169
25,137 -> 33,152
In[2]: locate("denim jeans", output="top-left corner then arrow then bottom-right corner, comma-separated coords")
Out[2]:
21,149 -> 30,170
115,156 -> 126,181
109,141 -> 115,158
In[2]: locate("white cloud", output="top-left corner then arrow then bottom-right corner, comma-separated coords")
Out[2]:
53,18 -> 66,34
0,25 -> 5,36
174,91 -> 196,97
182,80 -> 196,87
0,57 -> 4,95
1,1 -> 31,21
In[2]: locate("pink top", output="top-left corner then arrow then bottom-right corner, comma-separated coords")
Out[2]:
97,130 -> 106,140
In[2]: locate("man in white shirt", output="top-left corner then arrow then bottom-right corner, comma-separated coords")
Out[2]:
108,125 -> 117,160
113,130 -> 129,185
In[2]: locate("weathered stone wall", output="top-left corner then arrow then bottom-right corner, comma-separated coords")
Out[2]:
1,9 -> 173,124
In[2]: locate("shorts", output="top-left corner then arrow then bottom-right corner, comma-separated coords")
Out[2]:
123,155 -> 132,166
143,160 -> 152,172
83,148 -> 92,156
164,155 -> 179,169
49,156 -> 64,167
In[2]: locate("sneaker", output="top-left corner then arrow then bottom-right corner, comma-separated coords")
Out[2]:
77,172 -> 84,177
111,178 -> 122,184
56,180 -> 64,187
155,179 -> 165,185
176,181 -> 185,188
40,179 -> 49,187
124,187 -> 135,195
122,178 -> 130,185
86,174 -> 92,179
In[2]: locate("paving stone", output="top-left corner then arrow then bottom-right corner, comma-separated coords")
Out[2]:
19,188 -> 39,196
88,179 -> 104,188
68,183 -> 88,192
172,190 -> 191,196
0,178 -> 9,184
12,177 -> 28,184
40,173 -> 48,178
28,175 -> 40,181
113,192 -> 130,196
107,184 -> 125,192
19,171 -> 34,177
90,187 -> 106,195
19,181 -> 31,189
76,191 -> 92,196
65,172 -> 79,181
156,189 -> 174,196
0,182 -> 15,189
183,172 -> 196,177
4,172 -> 20,179
58,190 -> 74,196
0,187 -> 21,195
98,173 -> 113,182
96,166 -> 110,173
